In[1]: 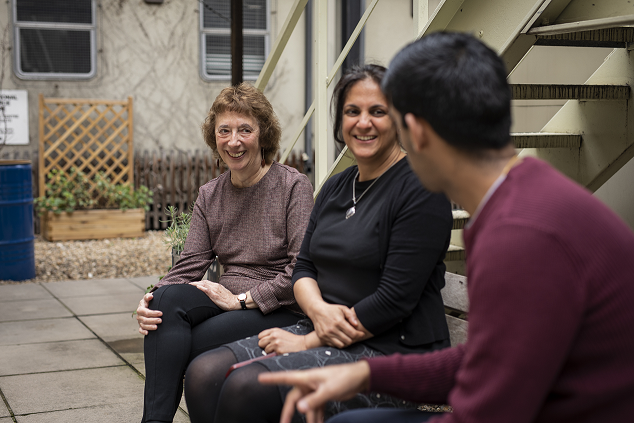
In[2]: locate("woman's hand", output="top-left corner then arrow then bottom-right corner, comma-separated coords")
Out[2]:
309,302 -> 365,349
136,292 -> 162,335
190,280 -> 240,311
258,329 -> 322,355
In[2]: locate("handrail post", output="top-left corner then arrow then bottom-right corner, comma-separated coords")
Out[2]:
413,0 -> 429,38
255,0 -> 309,91
314,0 -> 329,188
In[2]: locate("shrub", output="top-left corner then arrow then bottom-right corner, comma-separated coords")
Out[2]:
34,167 -> 153,215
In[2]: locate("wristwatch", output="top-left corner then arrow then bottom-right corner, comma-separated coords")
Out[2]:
237,293 -> 247,310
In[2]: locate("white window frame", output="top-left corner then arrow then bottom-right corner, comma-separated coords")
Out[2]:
12,0 -> 97,80
199,0 -> 270,82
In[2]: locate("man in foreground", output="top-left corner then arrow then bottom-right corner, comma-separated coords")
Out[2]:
260,32 -> 634,423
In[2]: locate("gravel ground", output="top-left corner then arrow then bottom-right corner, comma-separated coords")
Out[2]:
0,230 -> 171,284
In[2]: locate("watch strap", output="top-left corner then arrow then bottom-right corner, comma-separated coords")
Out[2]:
238,293 -> 247,310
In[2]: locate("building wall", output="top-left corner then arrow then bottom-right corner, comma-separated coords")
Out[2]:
363,0 -> 415,67
0,0 -> 306,156
1,1 -> 632,229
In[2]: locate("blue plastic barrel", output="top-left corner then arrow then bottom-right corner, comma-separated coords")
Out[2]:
0,160 -> 36,281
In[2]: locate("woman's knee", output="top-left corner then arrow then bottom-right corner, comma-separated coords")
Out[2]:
221,362 -> 270,402
185,348 -> 238,392
150,284 -> 203,311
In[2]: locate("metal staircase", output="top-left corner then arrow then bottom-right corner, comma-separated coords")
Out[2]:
412,0 -> 634,271
255,0 -> 634,273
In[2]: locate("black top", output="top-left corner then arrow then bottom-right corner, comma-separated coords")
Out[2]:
292,158 -> 452,355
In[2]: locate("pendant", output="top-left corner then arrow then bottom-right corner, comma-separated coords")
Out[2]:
346,206 -> 356,219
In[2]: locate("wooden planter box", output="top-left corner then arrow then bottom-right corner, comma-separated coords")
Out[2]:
42,208 -> 145,241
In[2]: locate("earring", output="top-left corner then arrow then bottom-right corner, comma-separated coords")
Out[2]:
261,148 -> 266,167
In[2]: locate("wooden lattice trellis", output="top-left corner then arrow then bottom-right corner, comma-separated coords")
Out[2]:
38,94 -> 134,199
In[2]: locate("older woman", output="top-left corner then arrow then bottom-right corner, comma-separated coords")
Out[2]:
135,83 -> 313,423
183,65 -> 453,423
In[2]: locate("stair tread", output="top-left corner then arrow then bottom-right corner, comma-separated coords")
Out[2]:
535,27 -> 634,48
512,133 -> 582,149
452,210 -> 470,230
446,244 -> 466,262
511,84 -> 630,100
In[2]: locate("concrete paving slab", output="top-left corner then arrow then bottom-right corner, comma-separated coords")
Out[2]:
0,318 -> 95,346
0,366 -> 143,415
121,352 -> 145,376
79,312 -> 142,343
0,418 -> 12,422
108,338 -> 144,374
0,298 -> 72,322
60,291 -> 141,316
44,278 -> 143,299
0,339 -> 123,376
13,403 -> 190,423
127,275 -> 161,291
180,394 -> 188,414
0,401 -> 9,418
0,284 -> 52,303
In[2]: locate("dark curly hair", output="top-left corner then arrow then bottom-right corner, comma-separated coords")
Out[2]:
202,83 -> 282,164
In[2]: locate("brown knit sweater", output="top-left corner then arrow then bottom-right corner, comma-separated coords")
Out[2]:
154,162 -> 314,314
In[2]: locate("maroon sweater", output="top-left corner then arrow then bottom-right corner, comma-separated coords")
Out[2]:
365,158 -> 634,423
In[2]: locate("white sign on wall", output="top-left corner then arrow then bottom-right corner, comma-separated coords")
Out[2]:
0,90 -> 30,145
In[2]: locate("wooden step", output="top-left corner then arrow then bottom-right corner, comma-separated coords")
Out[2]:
452,209 -> 470,230
512,133 -> 582,149
446,244 -> 465,262
535,27 -> 634,48
511,84 -> 630,100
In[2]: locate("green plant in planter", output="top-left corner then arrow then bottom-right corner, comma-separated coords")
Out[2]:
34,168 -> 95,214
158,205 -> 193,282
162,205 -> 193,253
93,172 -> 153,211
160,204 -> 219,283
34,168 -> 153,215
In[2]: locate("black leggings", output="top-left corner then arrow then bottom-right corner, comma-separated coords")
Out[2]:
185,348 -> 283,423
142,284 -> 300,423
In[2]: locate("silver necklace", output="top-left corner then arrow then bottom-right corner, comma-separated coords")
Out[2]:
345,159 -> 400,220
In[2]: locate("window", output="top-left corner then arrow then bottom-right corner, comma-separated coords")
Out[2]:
13,0 -> 96,79
200,0 -> 269,81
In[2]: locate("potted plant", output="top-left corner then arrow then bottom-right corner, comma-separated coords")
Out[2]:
34,167 -> 153,241
162,205 -> 218,281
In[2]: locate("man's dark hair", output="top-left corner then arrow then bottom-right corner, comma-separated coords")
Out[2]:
382,32 -> 512,153
332,64 -> 387,145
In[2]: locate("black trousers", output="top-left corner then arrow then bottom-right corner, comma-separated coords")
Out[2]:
142,283 -> 300,423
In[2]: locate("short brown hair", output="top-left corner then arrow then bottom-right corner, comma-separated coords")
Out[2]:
202,82 -> 282,165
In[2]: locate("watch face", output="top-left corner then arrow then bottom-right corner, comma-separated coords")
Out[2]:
238,293 -> 247,301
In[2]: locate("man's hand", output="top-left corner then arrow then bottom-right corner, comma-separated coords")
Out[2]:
190,280 -> 240,311
258,361 -> 371,423
136,292 -> 162,335
258,329 -> 322,355
309,302 -> 365,348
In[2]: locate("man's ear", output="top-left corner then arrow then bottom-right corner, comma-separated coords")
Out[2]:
404,113 -> 427,152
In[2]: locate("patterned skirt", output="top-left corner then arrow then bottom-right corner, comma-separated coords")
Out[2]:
223,319 -> 420,423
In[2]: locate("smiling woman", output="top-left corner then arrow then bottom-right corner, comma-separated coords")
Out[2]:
183,66 -> 453,423
134,83 -> 314,423
214,111 -> 265,187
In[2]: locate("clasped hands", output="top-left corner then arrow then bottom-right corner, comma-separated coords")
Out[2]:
257,302 -> 366,355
